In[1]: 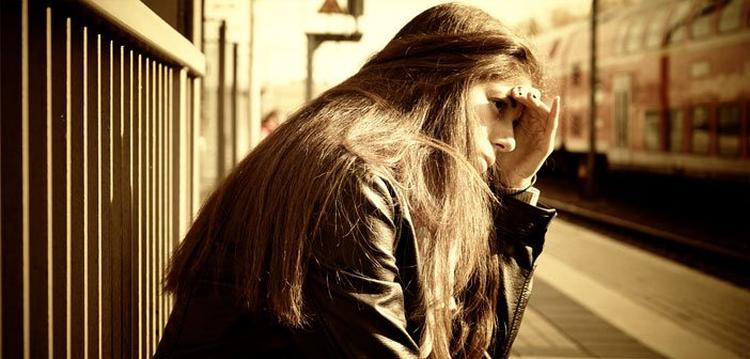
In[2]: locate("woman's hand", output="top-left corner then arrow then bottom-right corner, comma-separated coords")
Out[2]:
495,86 -> 560,190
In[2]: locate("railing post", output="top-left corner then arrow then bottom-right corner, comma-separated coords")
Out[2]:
190,78 -> 202,219
231,42 -> 238,167
176,68 -> 189,240
217,20 -> 226,180
1,0 -> 27,357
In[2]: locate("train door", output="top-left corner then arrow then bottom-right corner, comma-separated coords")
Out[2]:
613,74 -> 631,148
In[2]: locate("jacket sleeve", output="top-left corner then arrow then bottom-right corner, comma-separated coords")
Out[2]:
303,174 -> 421,358
490,195 -> 557,358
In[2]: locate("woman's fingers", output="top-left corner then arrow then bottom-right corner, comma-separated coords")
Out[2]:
510,86 -> 550,114
545,96 -> 561,152
549,96 -> 560,132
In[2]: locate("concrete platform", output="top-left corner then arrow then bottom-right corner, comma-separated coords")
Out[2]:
509,218 -> 749,359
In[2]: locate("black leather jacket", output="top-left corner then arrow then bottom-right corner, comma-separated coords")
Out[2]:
155,175 -> 556,358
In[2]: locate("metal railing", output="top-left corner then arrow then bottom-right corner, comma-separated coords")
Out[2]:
1,0 -> 205,358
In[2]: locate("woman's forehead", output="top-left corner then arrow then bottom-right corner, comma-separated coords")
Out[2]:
476,76 -> 533,94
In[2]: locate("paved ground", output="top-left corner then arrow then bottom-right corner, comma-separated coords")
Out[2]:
509,218 -> 749,359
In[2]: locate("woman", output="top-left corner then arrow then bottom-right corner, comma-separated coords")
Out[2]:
156,3 -> 559,358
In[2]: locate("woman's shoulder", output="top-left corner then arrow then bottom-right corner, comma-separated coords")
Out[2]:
318,164 -> 401,233
310,166 -> 407,273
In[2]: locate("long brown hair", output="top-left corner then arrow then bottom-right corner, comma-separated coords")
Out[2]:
165,3 -> 541,357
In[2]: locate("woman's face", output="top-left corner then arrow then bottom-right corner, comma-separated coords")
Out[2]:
468,78 -> 531,173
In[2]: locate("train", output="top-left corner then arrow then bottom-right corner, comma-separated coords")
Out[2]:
533,0 -> 750,181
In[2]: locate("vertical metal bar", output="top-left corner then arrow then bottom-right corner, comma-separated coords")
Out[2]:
139,57 -> 145,359
81,25 -> 89,359
217,21 -> 226,180
161,64 -> 167,331
161,63 -> 167,331
143,57 -> 151,359
157,59 -> 163,351
143,59 -> 153,357
177,71 -> 188,239
231,43 -> 238,166
155,62 -> 162,343
27,2 -> 49,357
1,0 -> 24,355
21,1 -> 31,357
155,63 -> 161,336
150,59 -> 157,356
183,76 -> 190,228
50,10 -> 68,357
168,68 -> 174,312
169,69 -> 174,307
110,41 -> 123,359
101,37 -> 113,359
165,64 -> 170,324
95,33 -> 105,359
45,8 -> 54,359
69,18 -> 86,359
154,58 -> 160,357
120,45 -> 132,359
183,73 -> 193,238
65,17 -> 72,359
134,53 -> 142,359
248,0 -> 257,148
102,35 -> 115,357
185,77 -> 192,223
159,62 -> 164,329
85,26 -> 100,359
190,78 -> 201,218
162,63 -> 167,329
130,50 -> 138,359
164,66 -> 169,316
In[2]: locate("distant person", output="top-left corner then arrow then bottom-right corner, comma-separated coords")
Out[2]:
156,3 -> 559,358
261,109 -> 281,139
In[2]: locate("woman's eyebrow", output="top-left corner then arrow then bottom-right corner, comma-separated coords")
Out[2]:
487,94 -> 518,109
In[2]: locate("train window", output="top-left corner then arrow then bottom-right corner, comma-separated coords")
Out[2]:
644,110 -> 661,151
692,1 -> 719,39
692,106 -> 710,154
646,10 -> 670,49
667,2 -> 692,44
718,104 -> 741,156
669,109 -> 685,152
626,19 -> 646,52
719,0 -> 742,32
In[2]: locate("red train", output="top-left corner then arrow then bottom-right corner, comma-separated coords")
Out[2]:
534,0 -> 750,181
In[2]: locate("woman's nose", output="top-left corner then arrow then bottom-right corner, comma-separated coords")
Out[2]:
494,137 -> 516,152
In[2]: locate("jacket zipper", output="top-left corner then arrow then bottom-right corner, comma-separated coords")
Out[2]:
501,267 -> 534,358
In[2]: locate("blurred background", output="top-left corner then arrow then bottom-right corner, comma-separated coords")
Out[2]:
1,0 -> 748,358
